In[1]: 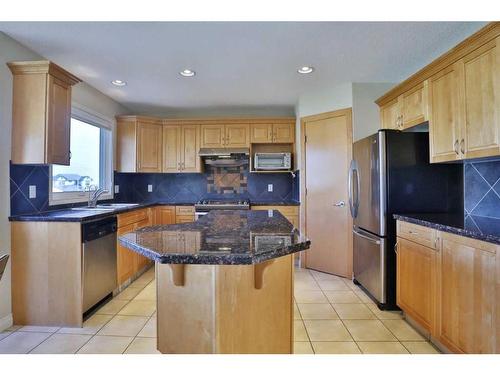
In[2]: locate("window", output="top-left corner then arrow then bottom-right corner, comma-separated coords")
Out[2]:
49,105 -> 113,205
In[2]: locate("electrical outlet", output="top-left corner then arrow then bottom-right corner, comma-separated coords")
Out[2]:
114,185 -> 120,194
268,209 -> 274,217
267,184 -> 273,192
147,184 -> 153,193
28,185 -> 36,199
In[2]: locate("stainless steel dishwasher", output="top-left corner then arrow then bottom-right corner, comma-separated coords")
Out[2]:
82,216 -> 117,313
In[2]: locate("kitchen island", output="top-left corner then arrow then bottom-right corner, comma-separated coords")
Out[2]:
119,209 -> 310,354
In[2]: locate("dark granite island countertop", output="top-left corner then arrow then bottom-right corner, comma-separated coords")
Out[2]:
394,213 -> 500,246
119,210 -> 310,265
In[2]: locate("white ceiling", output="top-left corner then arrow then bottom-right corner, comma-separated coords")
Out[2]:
0,22 -> 486,115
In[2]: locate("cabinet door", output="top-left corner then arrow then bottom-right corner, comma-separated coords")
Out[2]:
201,125 -> 224,148
162,125 -> 181,173
137,121 -> 162,172
225,124 -> 249,147
156,206 -> 176,225
436,234 -> 496,353
396,237 -> 436,332
273,123 -> 295,143
181,125 -> 201,172
400,82 -> 428,129
380,98 -> 400,129
250,124 -> 273,143
134,218 -> 152,272
428,64 -> 462,163
117,222 -> 138,285
46,76 -> 71,165
460,38 -> 500,159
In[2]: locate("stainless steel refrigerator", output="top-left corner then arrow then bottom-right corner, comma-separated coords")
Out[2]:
349,129 -> 462,309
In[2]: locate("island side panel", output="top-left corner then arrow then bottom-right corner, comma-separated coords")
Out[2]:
215,255 -> 293,354
11,221 -> 83,327
156,263 -> 216,354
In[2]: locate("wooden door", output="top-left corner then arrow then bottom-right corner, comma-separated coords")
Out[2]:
181,125 -> 201,172
303,109 -> 353,277
162,125 -> 181,173
117,222 -> 138,285
400,82 -> 428,129
380,98 -> 400,129
396,237 -> 436,332
201,125 -> 224,148
46,76 -> 71,165
137,121 -> 162,172
428,64 -> 463,163
156,206 -> 176,225
436,233 -> 496,353
250,124 -> 273,143
460,38 -> 500,159
225,124 -> 249,147
273,123 -> 295,143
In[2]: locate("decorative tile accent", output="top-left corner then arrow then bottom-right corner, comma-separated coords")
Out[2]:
206,165 -> 247,195
464,158 -> 500,219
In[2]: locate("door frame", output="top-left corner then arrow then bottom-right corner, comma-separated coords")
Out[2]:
299,108 -> 353,275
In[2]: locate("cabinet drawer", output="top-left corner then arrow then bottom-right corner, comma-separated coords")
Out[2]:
252,205 -> 299,216
176,206 -> 195,216
397,221 -> 437,249
176,216 -> 195,224
118,208 -> 149,228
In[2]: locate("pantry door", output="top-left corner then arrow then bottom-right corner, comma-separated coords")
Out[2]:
302,108 -> 353,277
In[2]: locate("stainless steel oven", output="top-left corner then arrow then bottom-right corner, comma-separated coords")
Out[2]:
254,152 -> 291,170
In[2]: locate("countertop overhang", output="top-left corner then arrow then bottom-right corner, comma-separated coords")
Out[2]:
119,210 -> 310,265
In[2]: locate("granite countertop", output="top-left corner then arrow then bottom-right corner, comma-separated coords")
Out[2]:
394,213 -> 500,246
9,200 -> 301,223
118,210 -> 310,265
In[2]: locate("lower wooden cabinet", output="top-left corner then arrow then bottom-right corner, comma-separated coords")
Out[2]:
156,206 -> 176,225
396,220 -> 500,353
396,237 -> 437,332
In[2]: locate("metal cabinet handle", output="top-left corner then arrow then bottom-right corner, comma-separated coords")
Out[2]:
334,201 -> 345,207
454,140 -> 459,155
460,139 -> 465,155
394,242 -> 399,255
408,230 -> 419,235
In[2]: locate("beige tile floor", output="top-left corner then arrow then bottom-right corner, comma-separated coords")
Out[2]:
0,266 -> 440,354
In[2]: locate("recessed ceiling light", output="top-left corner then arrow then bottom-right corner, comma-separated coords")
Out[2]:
179,69 -> 196,77
297,66 -> 314,74
111,80 -> 127,86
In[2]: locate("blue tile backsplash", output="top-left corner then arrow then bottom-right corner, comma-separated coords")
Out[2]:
464,158 -> 500,231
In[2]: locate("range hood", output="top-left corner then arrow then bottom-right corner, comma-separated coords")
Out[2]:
199,148 -> 249,167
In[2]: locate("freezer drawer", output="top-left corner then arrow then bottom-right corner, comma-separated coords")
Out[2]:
353,227 -> 387,304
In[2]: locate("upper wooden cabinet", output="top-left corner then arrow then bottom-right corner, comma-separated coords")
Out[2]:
116,116 -> 163,173
8,61 -> 81,165
378,23 -> 500,162
380,83 -> 428,130
162,123 -> 201,173
250,123 -> 295,143
200,123 -> 249,148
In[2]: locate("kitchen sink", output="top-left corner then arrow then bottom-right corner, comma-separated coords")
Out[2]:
70,207 -> 116,211
96,203 -> 140,208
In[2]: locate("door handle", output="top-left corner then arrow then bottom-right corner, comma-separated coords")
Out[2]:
334,201 -> 345,207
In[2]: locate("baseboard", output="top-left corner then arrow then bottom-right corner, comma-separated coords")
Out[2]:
0,313 -> 13,331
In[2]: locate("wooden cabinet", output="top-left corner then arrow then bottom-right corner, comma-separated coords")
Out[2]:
117,208 -> 153,286
380,83 -> 428,130
162,124 -> 201,173
251,206 -> 299,229
8,61 -> 81,165
156,206 -> 176,225
459,37 -> 500,159
250,123 -> 295,143
116,116 -> 162,173
396,220 -> 500,354
396,237 -> 437,333
175,206 -> 195,223
201,124 -> 249,148
436,232 -> 497,354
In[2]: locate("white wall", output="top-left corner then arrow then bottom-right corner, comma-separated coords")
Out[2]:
352,82 -> 396,141
0,32 -> 128,330
294,83 -> 353,170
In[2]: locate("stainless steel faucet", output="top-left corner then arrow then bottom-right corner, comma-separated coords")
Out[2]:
88,186 -> 109,208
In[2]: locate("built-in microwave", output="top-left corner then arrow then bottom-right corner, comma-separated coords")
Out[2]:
254,152 -> 292,170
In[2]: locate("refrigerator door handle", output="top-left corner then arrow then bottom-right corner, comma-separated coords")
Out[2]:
353,228 -> 381,245
348,160 -> 359,218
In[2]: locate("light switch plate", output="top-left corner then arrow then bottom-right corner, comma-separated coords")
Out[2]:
148,184 -> 153,192
267,184 -> 273,192
28,185 -> 36,199
114,185 -> 120,194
